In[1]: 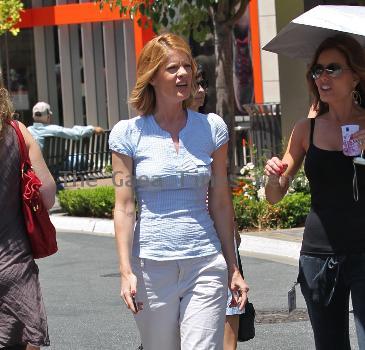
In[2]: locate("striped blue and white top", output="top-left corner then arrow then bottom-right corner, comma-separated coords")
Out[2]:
109,109 -> 229,260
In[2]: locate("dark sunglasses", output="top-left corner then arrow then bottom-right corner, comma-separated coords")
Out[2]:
197,79 -> 208,90
311,63 -> 351,80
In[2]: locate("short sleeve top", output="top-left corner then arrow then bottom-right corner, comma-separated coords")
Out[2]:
109,109 -> 229,260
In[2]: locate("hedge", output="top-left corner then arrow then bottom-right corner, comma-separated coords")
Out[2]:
233,192 -> 311,230
58,186 -> 311,230
58,186 -> 115,218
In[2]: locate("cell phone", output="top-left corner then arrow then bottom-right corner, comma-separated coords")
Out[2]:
132,295 -> 138,312
288,282 -> 298,313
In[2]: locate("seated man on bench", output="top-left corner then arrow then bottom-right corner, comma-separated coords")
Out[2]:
28,101 -> 104,150
28,101 -> 104,184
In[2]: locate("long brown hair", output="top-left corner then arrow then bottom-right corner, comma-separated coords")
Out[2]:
129,33 -> 197,116
306,34 -> 365,116
0,84 -> 14,134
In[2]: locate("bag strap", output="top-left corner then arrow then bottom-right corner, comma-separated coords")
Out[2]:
9,120 -> 30,165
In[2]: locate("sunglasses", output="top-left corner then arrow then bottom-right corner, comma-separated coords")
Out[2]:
197,79 -> 208,90
311,63 -> 351,80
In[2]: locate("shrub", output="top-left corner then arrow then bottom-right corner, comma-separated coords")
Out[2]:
232,196 -> 257,229
233,160 -> 311,230
275,192 -> 311,228
58,186 -> 115,218
57,184 -> 311,231
233,196 -> 279,230
233,192 -> 311,230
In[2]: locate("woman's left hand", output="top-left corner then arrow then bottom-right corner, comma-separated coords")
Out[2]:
229,270 -> 249,311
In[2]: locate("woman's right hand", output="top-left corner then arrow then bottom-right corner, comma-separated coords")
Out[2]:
264,156 -> 292,204
121,272 -> 141,314
264,157 -> 288,180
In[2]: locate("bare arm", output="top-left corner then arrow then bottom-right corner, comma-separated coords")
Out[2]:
208,143 -> 248,309
111,151 -> 139,314
19,122 -> 56,209
264,118 -> 309,204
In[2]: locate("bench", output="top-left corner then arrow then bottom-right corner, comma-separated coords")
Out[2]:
43,130 -> 112,184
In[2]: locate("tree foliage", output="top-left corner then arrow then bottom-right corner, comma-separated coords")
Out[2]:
97,0 -> 248,45
0,0 -> 24,36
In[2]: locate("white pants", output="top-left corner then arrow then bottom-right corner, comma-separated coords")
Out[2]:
132,252 -> 228,350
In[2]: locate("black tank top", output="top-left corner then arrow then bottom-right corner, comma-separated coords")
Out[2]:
301,118 -> 365,255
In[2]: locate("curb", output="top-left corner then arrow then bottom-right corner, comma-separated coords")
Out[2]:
50,215 -> 115,236
239,236 -> 300,262
50,215 -> 301,262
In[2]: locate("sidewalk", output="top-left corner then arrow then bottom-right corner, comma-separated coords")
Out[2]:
50,210 -> 303,264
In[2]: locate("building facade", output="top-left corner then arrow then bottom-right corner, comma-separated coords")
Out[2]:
1,0 -> 153,128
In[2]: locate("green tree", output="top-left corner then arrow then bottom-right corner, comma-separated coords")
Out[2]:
97,0 -> 250,174
0,0 -> 24,36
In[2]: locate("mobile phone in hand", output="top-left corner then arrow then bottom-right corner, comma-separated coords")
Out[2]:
132,295 -> 138,312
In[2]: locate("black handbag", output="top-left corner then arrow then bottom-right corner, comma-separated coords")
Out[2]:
236,248 -> 256,342
237,301 -> 256,342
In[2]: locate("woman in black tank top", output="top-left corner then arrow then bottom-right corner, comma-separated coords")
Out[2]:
265,34 -> 365,350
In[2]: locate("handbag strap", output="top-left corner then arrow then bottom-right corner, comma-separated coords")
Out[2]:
9,120 -> 30,165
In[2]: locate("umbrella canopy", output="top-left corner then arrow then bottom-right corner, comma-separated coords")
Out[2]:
263,5 -> 365,62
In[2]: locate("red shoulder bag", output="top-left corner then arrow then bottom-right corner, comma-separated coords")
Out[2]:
10,120 -> 58,259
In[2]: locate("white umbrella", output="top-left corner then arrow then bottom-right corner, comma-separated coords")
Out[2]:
263,5 -> 365,62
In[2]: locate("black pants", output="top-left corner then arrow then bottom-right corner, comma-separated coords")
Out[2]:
299,254 -> 365,350
3,346 -> 27,350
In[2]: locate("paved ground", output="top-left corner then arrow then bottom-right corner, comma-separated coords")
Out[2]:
38,231 -> 359,350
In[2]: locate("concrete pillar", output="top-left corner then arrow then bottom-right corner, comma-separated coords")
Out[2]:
274,0 -> 310,143
123,20 -> 137,117
32,0 -> 59,123
81,21 -> 108,128
258,0 -> 280,103
58,23 -> 83,126
103,21 -> 131,127
57,0 -> 83,126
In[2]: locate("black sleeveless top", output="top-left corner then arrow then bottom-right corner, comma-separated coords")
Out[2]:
302,118 -> 365,255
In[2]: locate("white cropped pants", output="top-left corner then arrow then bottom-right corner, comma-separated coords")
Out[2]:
132,252 -> 228,350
